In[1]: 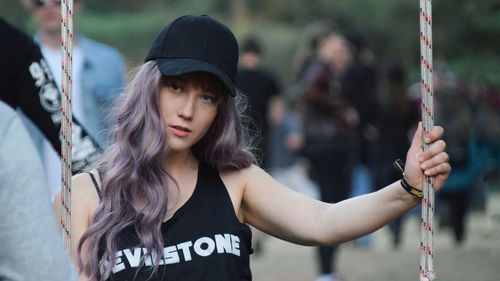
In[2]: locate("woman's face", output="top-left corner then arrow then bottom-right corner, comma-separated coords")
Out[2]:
159,73 -> 223,154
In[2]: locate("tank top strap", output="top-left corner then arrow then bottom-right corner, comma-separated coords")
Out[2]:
194,161 -> 241,222
196,160 -> 220,191
85,172 -> 103,201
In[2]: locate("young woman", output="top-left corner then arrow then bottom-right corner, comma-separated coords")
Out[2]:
58,15 -> 451,281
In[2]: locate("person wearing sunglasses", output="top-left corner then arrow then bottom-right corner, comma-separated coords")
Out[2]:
22,0 -> 126,201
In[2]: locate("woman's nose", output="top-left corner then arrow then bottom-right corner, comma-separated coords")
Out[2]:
177,92 -> 196,119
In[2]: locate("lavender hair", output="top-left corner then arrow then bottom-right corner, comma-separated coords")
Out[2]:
77,61 -> 255,280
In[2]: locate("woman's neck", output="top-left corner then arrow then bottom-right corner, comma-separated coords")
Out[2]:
163,150 -> 198,174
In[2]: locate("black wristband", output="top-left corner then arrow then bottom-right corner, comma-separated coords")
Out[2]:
393,159 -> 422,198
400,178 -> 423,198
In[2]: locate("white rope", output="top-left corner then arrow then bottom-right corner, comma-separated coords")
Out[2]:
419,0 -> 435,279
60,0 -> 73,253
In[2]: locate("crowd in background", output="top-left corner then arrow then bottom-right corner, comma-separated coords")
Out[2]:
236,19 -> 499,281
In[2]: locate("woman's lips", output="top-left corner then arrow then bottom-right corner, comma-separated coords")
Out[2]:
169,125 -> 192,137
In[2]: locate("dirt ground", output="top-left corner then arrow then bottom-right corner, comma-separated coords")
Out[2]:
250,192 -> 500,281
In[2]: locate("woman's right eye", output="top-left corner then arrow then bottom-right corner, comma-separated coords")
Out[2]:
167,81 -> 182,92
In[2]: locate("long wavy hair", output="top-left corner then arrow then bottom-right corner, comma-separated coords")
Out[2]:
77,61 -> 255,280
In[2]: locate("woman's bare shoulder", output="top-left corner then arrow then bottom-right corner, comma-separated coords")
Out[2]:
54,170 -> 101,214
219,163 -> 259,177
219,164 -> 267,188
74,170 -> 101,196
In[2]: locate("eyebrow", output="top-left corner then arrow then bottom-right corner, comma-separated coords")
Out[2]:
167,75 -> 222,97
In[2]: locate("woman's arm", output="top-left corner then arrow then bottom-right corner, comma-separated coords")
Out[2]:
53,172 -> 100,280
241,123 -> 450,246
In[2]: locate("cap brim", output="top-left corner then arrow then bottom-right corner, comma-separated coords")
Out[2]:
155,58 -> 236,97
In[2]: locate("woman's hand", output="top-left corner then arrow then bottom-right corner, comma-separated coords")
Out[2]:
404,122 -> 451,191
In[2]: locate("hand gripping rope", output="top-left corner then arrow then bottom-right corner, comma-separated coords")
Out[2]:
60,0 -> 73,253
419,0 -> 436,280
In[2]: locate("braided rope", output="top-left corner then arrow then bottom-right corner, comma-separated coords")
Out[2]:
419,0 -> 435,280
60,0 -> 73,253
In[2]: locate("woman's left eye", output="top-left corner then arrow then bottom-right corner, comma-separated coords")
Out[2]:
201,94 -> 217,104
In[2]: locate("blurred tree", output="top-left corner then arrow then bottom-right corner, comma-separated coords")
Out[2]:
436,0 -> 500,86
0,0 -> 31,27
83,0 -> 159,13
231,0 -> 249,23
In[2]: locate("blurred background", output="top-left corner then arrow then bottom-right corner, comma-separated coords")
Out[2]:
1,0 -> 499,280
3,0 -> 499,86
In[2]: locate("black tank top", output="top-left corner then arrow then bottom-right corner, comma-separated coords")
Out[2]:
89,161 -> 253,281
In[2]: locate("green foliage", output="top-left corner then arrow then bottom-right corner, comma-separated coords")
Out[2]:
0,0 -> 31,27
77,12 -> 165,66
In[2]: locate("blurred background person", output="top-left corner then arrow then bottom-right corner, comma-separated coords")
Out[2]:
469,81 -> 500,237
267,95 -> 319,199
433,63 -> 484,245
0,101 -> 78,281
374,61 -> 419,247
236,35 -> 281,170
340,32 -> 379,248
236,35 -> 281,256
20,0 -> 126,201
299,26 -> 358,281
0,14 -> 101,174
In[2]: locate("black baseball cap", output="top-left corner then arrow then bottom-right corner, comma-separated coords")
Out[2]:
145,15 -> 239,97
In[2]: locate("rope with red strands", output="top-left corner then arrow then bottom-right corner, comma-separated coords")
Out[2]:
419,0 -> 436,280
60,0 -> 73,253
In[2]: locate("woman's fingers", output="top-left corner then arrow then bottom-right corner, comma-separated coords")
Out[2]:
420,149 -> 448,169
420,139 -> 446,161
410,125 -> 444,159
405,124 -> 451,190
433,163 -> 452,190
421,152 -> 450,175
426,125 -> 444,143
